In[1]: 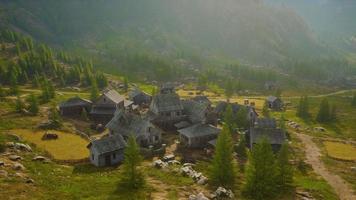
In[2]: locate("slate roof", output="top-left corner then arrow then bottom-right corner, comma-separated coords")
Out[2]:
208,139 -> 217,147
250,128 -> 286,145
129,88 -> 151,99
124,100 -> 134,107
59,97 -> 92,108
178,123 -> 220,138
106,110 -> 160,138
103,90 -> 124,104
174,121 -> 192,129
214,101 -> 256,116
254,118 -> 277,129
88,134 -> 126,154
192,96 -> 211,105
267,96 -> 278,103
151,93 -> 183,112
183,100 -> 209,124
90,106 -> 117,115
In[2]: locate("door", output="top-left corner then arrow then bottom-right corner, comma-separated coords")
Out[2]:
105,155 -> 111,166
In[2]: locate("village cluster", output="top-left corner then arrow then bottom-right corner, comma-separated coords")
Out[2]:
59,83 -> 286,167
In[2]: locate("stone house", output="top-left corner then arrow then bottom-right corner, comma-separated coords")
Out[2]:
179,123 -> 220,148
129,88 -> 152,106
106,110 -> 162,147
214,102 -> 258,126
87,134 -> 126,167
266,96 -> 283,111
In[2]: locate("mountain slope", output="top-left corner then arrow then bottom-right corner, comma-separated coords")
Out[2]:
0,0 -> 332,65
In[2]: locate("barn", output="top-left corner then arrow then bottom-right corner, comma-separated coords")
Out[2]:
59,97 -> 92,117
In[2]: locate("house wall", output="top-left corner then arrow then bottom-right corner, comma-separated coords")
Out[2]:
90,147 -> 124,167
181,134 -> 218,148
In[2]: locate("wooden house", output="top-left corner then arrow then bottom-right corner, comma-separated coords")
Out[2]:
129,89 -> 152,106
149,83 -> 185,129
266,96 -> 283,111
182,99 -> 217,126
178,123 -> 220,148
59,97 -> 92,117
248,118 -> 286,152
90,90 -> 125,124
87,134 -> 126,167
106,110 -> 162,147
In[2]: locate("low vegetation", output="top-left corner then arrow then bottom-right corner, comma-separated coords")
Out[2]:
323,141 -> 356,161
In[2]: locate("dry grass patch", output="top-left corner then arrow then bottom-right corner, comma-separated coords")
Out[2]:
324,141 -> 356,161
13,129 -> 89,160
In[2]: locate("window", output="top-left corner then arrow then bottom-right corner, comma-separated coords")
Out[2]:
148,127 -> 152,133
92,154 -> 94,160
113,153 -> 116,159
154,136 -> 159,141
176,111 -> 180,116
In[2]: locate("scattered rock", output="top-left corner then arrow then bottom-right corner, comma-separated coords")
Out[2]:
0,160 -> 4,166
350,166 -> 356,172
197,176 -> 208,185
32,156 -> 48,162
211,187 -> 234,199
167,160 -> 180,165
0,170 -> 8,178
14,172 -> 26,178
5,142 -> 15,148
189,192 -> 209,200
8,155 -> 22,161
15,143 -> 32,152
12,163 -> 25,171
314,127 -> 326,132
183,163 -> 195,168
296,191 -> 314,200
25,178 -> 35,184
153,159 -> 168,169
8,134 -> 21,141
163,154 -> 175,162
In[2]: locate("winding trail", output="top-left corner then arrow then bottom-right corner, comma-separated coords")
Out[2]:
295,132 -> 356,200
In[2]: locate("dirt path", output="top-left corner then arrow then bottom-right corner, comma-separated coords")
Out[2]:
295,132 -> 356,200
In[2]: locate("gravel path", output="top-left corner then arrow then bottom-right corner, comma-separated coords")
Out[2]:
295,133 -> 356,200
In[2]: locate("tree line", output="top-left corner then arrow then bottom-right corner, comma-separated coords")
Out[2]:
297,96 -> 338,123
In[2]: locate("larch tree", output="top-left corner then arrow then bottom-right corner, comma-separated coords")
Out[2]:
15,95 -> 24,113
316,98 -> 330,123
90,78 -> 100,102
223,105 -> 237,134
28,93 -> 39,115
209,124 -> 236,188
276,143 -> 293,190
244,138 -> 277,200
121,135 -> 145,189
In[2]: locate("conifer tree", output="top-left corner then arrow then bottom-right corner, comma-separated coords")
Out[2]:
351,93 -> 356,107
0,86 -> 5,100
330,104 -> 337,122
48,81 -> 55,99
9,71 -> 19,95
15,96 -> 24,113
276,143 -> 293,190
224,105 -> 237,134
262,101 -> 270,118
224,79 -> 234,102
297,96 -> 309,119
90,78 -> 99,102
209,124 -> 236,188
49,104 -> 62,129
236,106 -> 249,129
121,135 -> 145,189
244,138 -> 277,200
123,77 -> 129,93
316,98 -> 330,123
28,93 -> 39,115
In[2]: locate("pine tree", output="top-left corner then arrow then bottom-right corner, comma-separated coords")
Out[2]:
209,124 -> 236,188
90,78 -> 99,102
15,96 -> 24,113
244,138 -> 277,200
351,93 -> 356,107
224,105 -> 237,134
48,81 -> 55,99
235,136 -> 248,172
276,143 -> 293,190
28,93 -> 39,115
0,86 -> 5,101
316,98 -> 330,123
236,106 -> 249,129
121,135 -> 145,189
41,80 -> 50,103
297,96 -> 309,119
224,79 -> 234,102
329,104 -> 337,122
9,71 -> 19,95
262,101 -> 270,118
49,104 -> 62,129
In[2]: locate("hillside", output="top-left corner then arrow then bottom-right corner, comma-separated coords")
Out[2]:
0,0 -> 331,66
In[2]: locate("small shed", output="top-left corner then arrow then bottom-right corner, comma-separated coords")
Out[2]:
179,123 -> 220,148
266,96 -> 283,111
129,89 -> 152,106
87,134 -> 126,167
59,97 -> 92,117
248,127 -> 286,152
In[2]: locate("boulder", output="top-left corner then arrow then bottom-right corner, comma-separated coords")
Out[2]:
0,160 -> 4,166
0,170 -> 8,178
153,159 -> 168,169
15,143 -> 32,152
12,163 -> 25,171
350,166 -> 356,172
189,192 -> 209,200
167,160 -> 180,165
42,132 -> 58,140
5,142 -> 15,148
197,176 -> 208,185
25,178 -> 35,184
9,155 -> 22,161
211,187 -> 234,199
8,134 -> 21,141
32,156 -> 48,162
163,154 -> 175,162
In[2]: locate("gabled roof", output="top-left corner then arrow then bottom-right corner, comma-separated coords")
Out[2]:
214,101 -> 256,115
192,96 -> 211,105
88,134 -> 126,154
178,123 -> 220,138
124,100 -> 134,107
129,88 -> 151,99
267,96 -> 279,103
59,97 -> 92,108
183,100 -> 209,124
174,121 -> 192,129
250,127 -> 286,145
254,118 -> 277,129
102,90 -> 124,104
90,106 -> 116,115
151,93 -> 183,112
106,110 -> 161,137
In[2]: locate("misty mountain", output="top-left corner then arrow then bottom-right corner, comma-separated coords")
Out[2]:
266,0 -> 356,52
0,0 -> 335,66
